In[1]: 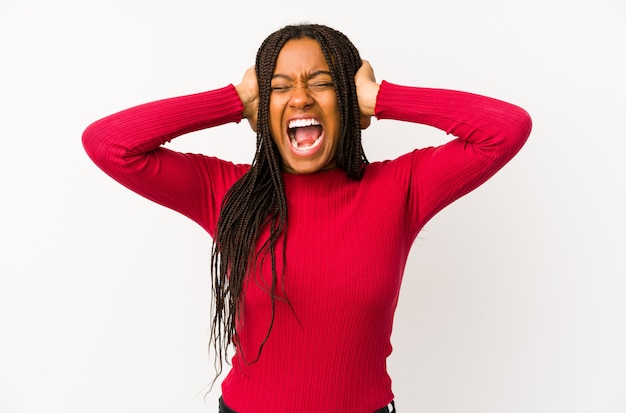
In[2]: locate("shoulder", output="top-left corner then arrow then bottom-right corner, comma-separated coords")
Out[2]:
189,154 -> 250,184
364,149 -> 431,183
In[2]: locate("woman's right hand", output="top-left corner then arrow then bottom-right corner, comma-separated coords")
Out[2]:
355,60 -> 380,130
235,66 -> 259,132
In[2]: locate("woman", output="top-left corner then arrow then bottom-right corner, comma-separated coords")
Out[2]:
83,23 -> 531,413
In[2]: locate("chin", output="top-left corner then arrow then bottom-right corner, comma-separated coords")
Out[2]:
284,165 -> 318,175
284,160 -> 335,175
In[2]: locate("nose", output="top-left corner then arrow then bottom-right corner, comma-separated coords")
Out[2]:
289,84 -> 313,110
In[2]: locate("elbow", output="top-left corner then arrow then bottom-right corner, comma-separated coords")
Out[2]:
82,121 -> 104,165
519,107 -> 533,141
507,105 -> 533,154
81,122 -> 96,158
81,119 -> 119,171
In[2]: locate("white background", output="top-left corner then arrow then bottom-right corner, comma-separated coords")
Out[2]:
1,0 -> 625,412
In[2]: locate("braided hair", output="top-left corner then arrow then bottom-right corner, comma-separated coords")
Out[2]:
209,23 -> 368,380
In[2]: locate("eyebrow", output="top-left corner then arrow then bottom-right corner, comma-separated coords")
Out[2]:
271,70 -> 333,81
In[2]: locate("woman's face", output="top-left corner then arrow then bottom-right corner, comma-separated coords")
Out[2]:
269,38 -> 340,174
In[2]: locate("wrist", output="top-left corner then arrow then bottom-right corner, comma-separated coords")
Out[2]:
234,83 -> 255,119
359,82 -> 380,117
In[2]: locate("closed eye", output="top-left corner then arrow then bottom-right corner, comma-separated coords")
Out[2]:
308,82 -> 334,91
271,84 -> 292,93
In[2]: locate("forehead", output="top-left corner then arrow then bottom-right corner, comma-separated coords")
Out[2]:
273,38 -> 330,76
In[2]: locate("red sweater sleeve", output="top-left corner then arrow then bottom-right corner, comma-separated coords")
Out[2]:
81,85 -> 248,234
374,81 -> 532,235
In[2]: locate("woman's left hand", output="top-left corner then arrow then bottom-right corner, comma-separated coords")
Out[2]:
235,66 -> 260,132
355,60 -> 380,129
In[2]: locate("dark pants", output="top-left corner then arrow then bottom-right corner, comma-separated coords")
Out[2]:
219,396 -> 396,412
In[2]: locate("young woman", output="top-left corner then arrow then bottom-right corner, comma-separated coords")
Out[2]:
83,23 -> 532,413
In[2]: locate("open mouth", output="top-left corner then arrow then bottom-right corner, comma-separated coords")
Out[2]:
288,118 -> 324,153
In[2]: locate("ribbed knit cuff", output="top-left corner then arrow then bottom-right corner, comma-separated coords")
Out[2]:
195,84 -> 245,127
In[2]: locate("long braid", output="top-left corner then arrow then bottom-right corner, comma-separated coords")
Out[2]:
209,23 -> 368,384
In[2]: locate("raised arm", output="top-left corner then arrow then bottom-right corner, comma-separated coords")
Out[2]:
82,85 -> 247,233
357,66 -> 532,234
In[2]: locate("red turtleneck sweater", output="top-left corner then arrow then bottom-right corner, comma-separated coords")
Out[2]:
82,81 -> 531,412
